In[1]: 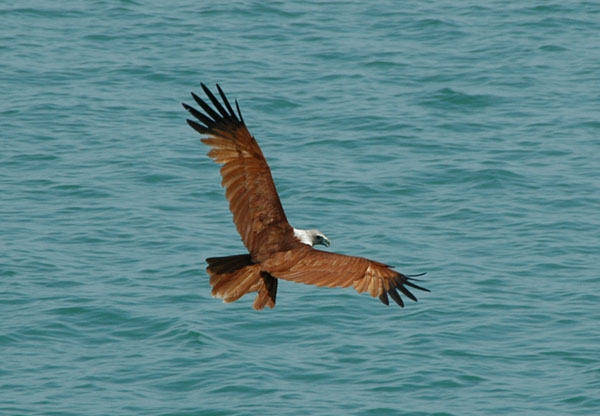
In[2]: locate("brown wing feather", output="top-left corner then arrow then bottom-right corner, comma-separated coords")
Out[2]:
262,246 -> 429,307
183,84 -> 292,257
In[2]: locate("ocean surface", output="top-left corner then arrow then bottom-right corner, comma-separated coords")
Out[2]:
2,1 -> 599,415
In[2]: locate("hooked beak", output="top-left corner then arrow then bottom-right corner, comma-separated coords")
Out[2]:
322,237 -> 331,247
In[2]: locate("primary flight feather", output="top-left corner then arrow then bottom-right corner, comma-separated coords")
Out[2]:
183,84 -> 428,310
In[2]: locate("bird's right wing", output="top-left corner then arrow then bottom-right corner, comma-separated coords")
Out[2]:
262,246 -> 429,307
183,84 -> 291,255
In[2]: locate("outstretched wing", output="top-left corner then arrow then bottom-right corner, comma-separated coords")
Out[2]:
262,246 -> 429,307
183,84 -> 291,256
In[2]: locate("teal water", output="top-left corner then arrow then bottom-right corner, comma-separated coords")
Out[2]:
2,1 -> 599,415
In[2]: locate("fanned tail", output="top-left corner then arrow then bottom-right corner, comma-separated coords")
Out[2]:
206,255 -> 277,310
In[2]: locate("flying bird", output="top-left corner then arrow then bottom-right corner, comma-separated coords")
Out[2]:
183,84 -> 428,310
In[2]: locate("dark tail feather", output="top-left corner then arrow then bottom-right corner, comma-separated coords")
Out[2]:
206,254 -> 253,274
253,272 -> 278,310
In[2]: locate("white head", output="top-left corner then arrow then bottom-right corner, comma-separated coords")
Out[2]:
293,228 -> 331,247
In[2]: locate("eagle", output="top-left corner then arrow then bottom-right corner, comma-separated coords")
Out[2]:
183,84 -> 429,310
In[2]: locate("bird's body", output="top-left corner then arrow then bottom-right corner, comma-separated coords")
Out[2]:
183,84 -> 428,309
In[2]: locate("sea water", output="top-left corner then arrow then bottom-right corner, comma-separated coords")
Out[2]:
2,1 -> 599,415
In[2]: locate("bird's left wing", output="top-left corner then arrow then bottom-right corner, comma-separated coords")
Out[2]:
183,84 -> 292,257
262,247 -> 429,307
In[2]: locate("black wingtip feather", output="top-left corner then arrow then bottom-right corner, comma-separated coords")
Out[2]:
405,280 -> 430,292
379,292 -> 390,306
187,119 -> 209,134
388,289 -> 405,307
235,99 -> 244,123
216,84 -> 237,120
397,285 -> 418,302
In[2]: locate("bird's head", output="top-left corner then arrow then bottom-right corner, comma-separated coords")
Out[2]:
293,228 -> 331,247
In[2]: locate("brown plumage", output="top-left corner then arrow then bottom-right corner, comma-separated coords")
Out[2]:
183,83 -> 429,310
